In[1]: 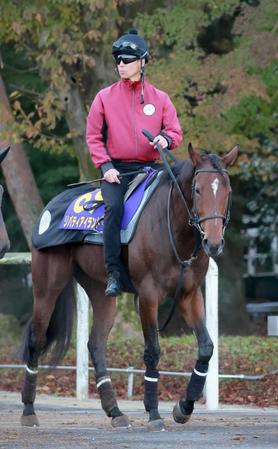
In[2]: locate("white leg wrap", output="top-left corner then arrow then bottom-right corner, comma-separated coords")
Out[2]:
96,377 -> 112,389
25,364 -> 38,375
144,376 -> 159,382
194,368 -> 208,377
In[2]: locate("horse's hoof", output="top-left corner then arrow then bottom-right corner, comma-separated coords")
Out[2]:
147,418 -> 166,432
111,414 -> 131,428
21,414 -> 40,427
173,402 -> 191,424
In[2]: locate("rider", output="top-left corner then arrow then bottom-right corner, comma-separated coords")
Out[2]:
86,28 -> 183,297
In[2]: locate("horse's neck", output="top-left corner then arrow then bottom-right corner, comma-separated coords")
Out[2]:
172,181 -> 194,230
167,164 -> 199,255
154,171 -> 196,258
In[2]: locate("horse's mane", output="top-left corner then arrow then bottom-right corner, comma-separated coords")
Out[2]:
159,160 -> 192,186
159,152 -> 227,186
203,152 -> 228,185
205,153 -> 225,174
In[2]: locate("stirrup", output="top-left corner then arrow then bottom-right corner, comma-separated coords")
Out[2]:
105,273 -> 121,297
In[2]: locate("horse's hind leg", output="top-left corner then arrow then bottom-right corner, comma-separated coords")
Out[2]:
21,248 -> 73,427
139,292 -> 165,431
173,287 -> 213,424
84,281 -> 131,428
21,302 -> 58,426
20,320 -> 40,427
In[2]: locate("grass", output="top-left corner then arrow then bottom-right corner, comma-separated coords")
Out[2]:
1,334 -> 277,375
0,334 -> 277,407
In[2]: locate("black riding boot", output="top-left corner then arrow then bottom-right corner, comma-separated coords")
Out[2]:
105,271 -> 121,297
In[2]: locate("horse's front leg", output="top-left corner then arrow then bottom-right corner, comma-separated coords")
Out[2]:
139,293 -> 165,431
86,282 -> 131,428
173,287 -> 213,424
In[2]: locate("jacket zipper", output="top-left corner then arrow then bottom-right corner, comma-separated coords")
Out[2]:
132,87 -> 138,159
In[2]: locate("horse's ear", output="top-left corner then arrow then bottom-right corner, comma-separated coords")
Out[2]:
221,145 -> 239,168
188,143 -> 202,167
0,146 -> 10,164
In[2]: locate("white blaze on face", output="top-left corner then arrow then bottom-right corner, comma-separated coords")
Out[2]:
211,178 -> 219,197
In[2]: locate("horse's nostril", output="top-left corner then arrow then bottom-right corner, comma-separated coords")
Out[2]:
202,239 -> 224,259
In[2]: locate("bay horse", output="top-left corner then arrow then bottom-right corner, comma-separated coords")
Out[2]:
20,142 -> 238,430
0,146 -> 10,258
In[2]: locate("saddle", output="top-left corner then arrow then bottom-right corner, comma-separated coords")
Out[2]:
32,167 -> 163,250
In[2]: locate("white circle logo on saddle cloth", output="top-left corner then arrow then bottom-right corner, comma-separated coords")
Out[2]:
143,104 -> 156,116
38,210 -> 51,235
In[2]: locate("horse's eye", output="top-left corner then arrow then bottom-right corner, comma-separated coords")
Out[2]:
195,187 -> 201,195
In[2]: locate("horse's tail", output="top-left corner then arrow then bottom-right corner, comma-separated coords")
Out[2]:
20,281 -> 75,367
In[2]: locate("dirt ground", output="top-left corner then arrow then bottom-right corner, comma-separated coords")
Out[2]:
0,392 -> 277,449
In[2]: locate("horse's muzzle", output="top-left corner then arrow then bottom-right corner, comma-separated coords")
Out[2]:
202,238 -> 224,259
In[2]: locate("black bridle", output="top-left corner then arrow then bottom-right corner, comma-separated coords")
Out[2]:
140,129 -> 232,254
190,168 -> 232,237
167,167 -> 232,267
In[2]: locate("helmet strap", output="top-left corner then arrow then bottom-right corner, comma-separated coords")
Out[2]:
140,61 -> 145,104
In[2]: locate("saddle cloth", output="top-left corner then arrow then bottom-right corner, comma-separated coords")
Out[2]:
32,167 -> 162,250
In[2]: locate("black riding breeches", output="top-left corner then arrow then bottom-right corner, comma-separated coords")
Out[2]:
100,160 -> 160,274
101,174 -> 132,274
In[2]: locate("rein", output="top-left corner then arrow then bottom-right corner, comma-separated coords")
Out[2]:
157,185 -> 202,332
156,154 -> 231,333
67,169 -> 147,188
154,145 -> 201,332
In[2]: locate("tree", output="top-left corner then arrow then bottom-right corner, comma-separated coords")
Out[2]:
0,0 -> 276,331
0,0 -> 133,245
0,73 -> 43,248
0,0 -> 133,179
134,0 -> 278,331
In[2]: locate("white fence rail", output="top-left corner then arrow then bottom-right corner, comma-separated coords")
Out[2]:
0,252 -> 219,409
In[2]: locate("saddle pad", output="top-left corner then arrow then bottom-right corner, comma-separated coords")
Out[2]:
32,168 -> 162,250
84,169 -> 163,245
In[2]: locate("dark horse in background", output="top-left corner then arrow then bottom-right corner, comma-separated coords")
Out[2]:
0,146 -> 10,258
20,142 -> 238,430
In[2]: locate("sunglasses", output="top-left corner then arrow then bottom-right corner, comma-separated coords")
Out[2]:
115,55 -> 139,65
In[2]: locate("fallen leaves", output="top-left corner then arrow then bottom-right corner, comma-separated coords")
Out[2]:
0,337 -> 277,407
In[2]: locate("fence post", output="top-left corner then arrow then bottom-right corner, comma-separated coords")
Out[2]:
127,366 -> 134,399
205,258 -> 219,410
76,283 -> 89,400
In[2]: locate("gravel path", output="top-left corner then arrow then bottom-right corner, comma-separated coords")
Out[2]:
0,392 -> 277,449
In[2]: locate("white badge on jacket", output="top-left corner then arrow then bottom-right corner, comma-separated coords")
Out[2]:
143,104 -> 156,116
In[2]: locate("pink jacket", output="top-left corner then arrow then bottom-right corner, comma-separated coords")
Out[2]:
86,79 -> 183,170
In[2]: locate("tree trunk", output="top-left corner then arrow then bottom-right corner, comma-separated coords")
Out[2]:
60,62 -> 115,181
61,78 -> 93,180
218,188 -> 252,335
0,74 -> 44,249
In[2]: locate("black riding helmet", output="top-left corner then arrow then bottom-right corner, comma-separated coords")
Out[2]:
112,28 -> 149,62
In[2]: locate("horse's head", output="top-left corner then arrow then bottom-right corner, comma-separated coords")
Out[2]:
188,143 -> 238,259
